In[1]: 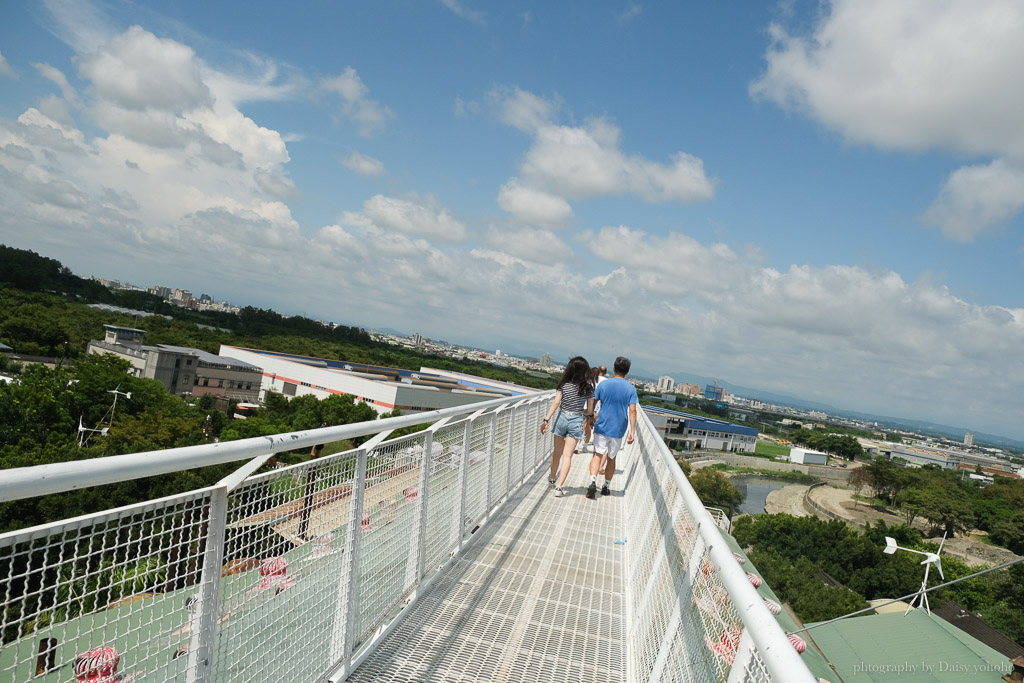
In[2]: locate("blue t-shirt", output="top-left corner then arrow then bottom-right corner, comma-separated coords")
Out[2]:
593,377 -> 639,439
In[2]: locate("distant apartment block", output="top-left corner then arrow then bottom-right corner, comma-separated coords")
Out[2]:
88,325 -> 261,401
675,382 -> 701,396
657,375 -> 675,393
964,431 -> 974,447
703,384 -> 728,401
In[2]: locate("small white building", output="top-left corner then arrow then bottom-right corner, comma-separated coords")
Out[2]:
789,447 -> 828,465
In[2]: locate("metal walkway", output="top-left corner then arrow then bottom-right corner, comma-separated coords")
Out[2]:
349,450 -> 626,682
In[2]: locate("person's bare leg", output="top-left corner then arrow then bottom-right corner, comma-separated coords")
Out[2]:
550,436 -> 565,480
555,437 -> 577,487
598,453 -> 609,475
589,452 -> 603,476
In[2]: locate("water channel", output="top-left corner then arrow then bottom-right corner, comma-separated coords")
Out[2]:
731,475 -> 791,516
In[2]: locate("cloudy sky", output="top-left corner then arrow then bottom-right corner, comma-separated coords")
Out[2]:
1,0 -> 1022,440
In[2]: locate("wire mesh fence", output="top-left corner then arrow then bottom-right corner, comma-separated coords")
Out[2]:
0,393 -> 553,683
621,413 -> 814,683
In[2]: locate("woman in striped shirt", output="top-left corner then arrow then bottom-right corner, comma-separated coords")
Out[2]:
540,356 -> 596,497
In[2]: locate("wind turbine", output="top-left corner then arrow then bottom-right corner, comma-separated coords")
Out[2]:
107,385 -> 131,427
77,416 -> 109,447
882,532 -> 947,615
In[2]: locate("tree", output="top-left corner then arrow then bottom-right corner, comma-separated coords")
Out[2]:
988,513 -> 1024,555
848,467 -> 871,506
913,483 -> 975,537
688,468 -> 742,510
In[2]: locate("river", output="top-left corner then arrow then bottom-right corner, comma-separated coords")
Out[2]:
732,475 -> 791,516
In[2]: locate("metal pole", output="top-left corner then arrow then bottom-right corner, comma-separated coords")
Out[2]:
185,486 -> 228,683
410,429 -> 434,585
483,412 -> 498,511
455,415 -> 475,548
330,445 -> 368,669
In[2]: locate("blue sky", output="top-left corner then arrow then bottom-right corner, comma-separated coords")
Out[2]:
1,0 -> 1023,440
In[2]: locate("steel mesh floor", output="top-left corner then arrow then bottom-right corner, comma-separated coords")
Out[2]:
346,451 -> 627,682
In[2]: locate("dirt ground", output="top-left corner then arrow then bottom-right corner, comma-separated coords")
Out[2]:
764,484 -> 1022,567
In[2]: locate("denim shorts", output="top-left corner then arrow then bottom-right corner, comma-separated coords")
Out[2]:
553,412 -> 585,440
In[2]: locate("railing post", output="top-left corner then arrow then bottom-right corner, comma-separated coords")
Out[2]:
408,429 -> 434,586
504,407 -> 516,499
330,446 -> 368,669
519,402 -> 534,483
186,485 -> 228,683
455,416 -> 474,547
484,411 -> 498,510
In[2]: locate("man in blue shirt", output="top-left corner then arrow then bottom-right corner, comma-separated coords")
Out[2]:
586,356 -> 638,499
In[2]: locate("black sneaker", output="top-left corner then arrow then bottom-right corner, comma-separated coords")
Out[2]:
601,483 -> 610,496
585,482 -> 597,499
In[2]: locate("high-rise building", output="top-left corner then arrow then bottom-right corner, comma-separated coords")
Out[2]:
964,432 -> 974,447
657,375 -> 675,393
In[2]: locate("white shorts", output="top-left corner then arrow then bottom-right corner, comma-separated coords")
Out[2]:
593,433 -> 623,460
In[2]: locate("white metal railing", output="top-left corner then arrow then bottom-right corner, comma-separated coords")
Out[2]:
622,410 -> 816,682
0,392 -> 552,683
0,392 -> 815,683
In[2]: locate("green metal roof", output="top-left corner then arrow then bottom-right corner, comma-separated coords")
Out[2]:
806,608 -> 1011,682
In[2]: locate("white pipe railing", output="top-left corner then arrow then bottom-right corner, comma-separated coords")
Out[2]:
622,409 -> 816,683
0,392 -> 554,683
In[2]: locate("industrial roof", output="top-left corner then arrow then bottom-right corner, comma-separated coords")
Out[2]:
156,344 -> 262,370
807,608 -> 1010,682
643,405 -> 759,436
932,601 -> 1024,659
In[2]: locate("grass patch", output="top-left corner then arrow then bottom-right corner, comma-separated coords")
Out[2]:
707,464 -> 819,484
754,441 -> 791,458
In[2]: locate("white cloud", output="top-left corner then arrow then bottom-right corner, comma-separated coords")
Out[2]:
33,63 -> 79,106
488,86 -> 560,133
750,0 -> 1024,241
345,194 -> 468,243
79,26 -> 211,111
750,1 -> 1024,158
489,87 -> 714,210
340,151 -> 386,177
497,178 -> 573,226
321,67 -> 395,137
483,225 -> 572,265
254,169 -> 300,198
921,159 -> 1024,241
617,4 -> 643,23
0,52 -> 14,78
440,0 -> 485,25
520,118 -> 714,202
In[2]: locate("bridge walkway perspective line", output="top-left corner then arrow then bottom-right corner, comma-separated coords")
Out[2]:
348,448 -> 626,682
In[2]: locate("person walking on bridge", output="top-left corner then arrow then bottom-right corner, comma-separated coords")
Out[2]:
587,356 -> 637,499
540,356 -> 595,497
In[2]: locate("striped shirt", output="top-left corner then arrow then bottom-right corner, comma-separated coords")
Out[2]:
557,381 -> 594,414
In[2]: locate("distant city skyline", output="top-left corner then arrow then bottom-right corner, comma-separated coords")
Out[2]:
1,1 -> 1022,440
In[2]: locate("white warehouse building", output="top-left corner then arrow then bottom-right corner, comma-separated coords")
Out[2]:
219,346 -> 539,414
789,447 -> 828,466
